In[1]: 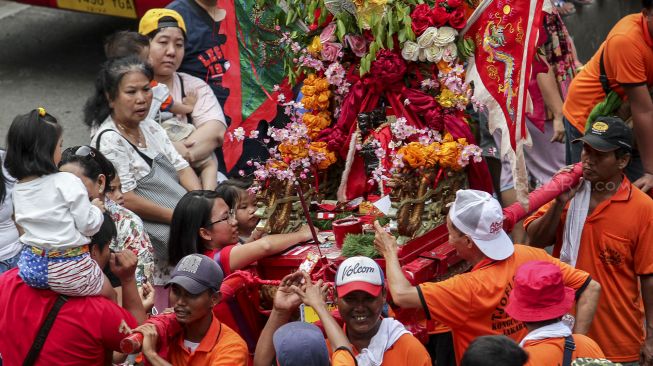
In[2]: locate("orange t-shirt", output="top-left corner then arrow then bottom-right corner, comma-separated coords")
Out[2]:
331,347 -> 357,366
326,330 -> 431,366
524,178 -> 653,362
417,245 -> 591,365
168,316 -> 248,366
563,14 -> 653,133
524,334 -> 604,366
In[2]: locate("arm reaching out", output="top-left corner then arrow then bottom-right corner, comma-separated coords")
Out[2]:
373,221 -> 421,308
253,272 -> 305,366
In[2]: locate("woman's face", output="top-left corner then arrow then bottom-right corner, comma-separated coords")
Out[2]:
110,71 -> 152,126
235,191 -> 259,236
59,162 -> 104,200
200,198 -> 238,248
148,27 -> 185,78
107,175 -> 124,206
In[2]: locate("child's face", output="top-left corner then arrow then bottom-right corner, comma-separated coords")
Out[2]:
107,176 -> 124,206
53,137 -> 63,166
138,46 -> 150,64
236,190 -> 259,235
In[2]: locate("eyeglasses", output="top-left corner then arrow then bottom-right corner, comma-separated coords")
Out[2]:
75,145 -> 96,158
208,209 -> 235,226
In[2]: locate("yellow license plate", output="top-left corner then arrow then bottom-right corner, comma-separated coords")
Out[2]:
56,0 -> 137,18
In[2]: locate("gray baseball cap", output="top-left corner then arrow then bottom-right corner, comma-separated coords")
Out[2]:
165,254 -> 224,294
273,322 -> 329,366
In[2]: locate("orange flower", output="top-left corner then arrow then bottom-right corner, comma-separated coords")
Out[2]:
301,85 -> 317,96
315,79 -> 330,91
398,142 -> 427,168
309,141 -> 337,170
424,142 -> 440,167
303,111 -> 332,138
278,139 -> 309,161
316,91 -> 331,110
268,160 -> 288,170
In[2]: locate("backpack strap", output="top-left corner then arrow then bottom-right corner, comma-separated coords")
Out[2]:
562,335 -> 576,366
95,129 -> 154,167
22,295 -> 68,366
177,74 -> 194,126
599,49 -> 612,96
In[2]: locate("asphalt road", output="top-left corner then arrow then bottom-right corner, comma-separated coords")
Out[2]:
0,0 -> 641,150
0,1 -> 136,149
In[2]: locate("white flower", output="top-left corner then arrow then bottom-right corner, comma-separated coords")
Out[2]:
403,98 -> 411,106
232,127 -> 246,141
418,48 -> 427,62
249,130 -> 260,139
401,41 -> 420,61
425,45 -> 444,63
442,42 -> 458,63
433,26 -> 458,47
417,27 -> 439,48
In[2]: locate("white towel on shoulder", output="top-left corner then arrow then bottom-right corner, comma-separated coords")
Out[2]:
560,180 -> 591,268
519,321 -> 572,347
356,318 -> 411,366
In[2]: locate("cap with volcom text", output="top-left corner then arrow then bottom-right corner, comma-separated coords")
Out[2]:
165,254 -> 223,295
573,116 -> 633,152
335,256 -> 384,297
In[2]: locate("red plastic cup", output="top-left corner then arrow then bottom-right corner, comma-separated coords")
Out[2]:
332,218 -> 363,248
120,332 -> 144,354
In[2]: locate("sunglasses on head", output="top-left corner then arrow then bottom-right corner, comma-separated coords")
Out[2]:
75,145 -> 96,158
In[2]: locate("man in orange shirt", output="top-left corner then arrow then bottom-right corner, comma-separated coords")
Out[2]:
562,0 -> 653,193
506,261 -> 604,366
329,256 -> 431,365
136,254 -> 248,365
525,117 -> 653,365
374,190 -> 601,365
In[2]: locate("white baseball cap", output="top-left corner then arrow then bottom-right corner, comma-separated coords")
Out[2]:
335,256 -> 385,297
449,189 -> 514,261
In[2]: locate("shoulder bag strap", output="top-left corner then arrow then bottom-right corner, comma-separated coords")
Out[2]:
561,335 -> 576,366
22,295 -> 68,366
96,129 -> 154,167
599,49 -> 613,96
177,74 -> 194,126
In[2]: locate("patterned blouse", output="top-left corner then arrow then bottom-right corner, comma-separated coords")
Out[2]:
105,198 -> 154,285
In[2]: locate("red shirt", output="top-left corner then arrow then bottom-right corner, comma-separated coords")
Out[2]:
204,245 -> 236,276
0,268 -> 138,365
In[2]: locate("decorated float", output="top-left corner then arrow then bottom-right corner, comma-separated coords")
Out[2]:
212,0 -> 555,351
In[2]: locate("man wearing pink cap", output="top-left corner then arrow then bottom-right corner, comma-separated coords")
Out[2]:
374,189 -> 601,365
506,261 -> 605,366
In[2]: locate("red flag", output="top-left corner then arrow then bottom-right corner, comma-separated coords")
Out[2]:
463,0 -> 545,204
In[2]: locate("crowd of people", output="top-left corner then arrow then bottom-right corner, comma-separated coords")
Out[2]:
0,0 -> 653,365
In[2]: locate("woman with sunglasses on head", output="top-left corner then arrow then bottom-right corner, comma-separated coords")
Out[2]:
59,145 -> 154,286
168,190 -> 312,277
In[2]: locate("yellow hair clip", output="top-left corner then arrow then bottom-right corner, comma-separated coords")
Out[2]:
37,107 -> 46,117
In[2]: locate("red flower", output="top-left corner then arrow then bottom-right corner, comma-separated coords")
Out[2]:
431,6 -> 450,28
370,50 -> 407,85
446,0 -> 463,9
448,7 -> 467,29
411,4 -> 434,36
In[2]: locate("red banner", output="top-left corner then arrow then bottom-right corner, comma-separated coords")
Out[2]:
463,0 -> 545,204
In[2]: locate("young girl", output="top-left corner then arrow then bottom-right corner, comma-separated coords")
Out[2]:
217,179 -> 262,243
5,108 -> 113,298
